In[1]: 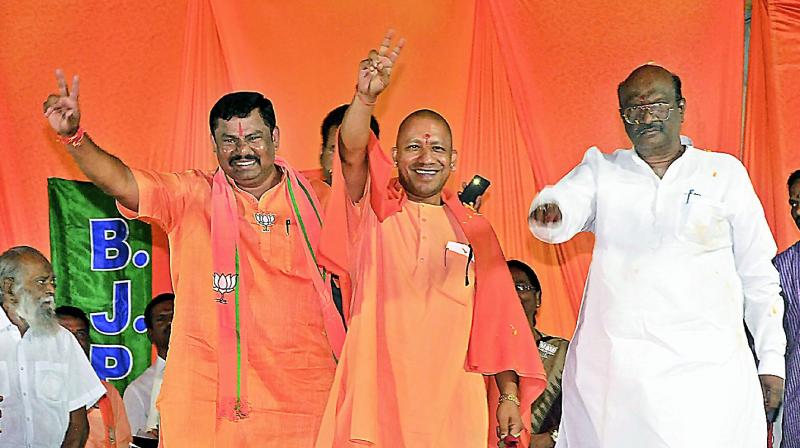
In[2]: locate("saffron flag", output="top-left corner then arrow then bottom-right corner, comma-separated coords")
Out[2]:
48,178 -> 153,394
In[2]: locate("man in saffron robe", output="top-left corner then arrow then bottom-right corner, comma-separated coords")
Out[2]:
43,73 -> 346,446
315,32 -> 546,448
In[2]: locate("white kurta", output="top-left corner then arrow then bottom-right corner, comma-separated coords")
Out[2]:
0,311 -> 106,448
123,356 -> 165,435
529,145 -> 785,447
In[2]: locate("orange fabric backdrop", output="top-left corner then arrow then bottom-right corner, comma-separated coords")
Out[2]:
0,0 -> 786,341
743,0 -> 800,252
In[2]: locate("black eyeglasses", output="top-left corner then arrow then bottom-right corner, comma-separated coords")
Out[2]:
514,283 -> 538,293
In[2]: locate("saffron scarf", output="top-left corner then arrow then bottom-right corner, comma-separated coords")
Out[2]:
97,394 -> 115,448
319,133 -> 547,433
211,157 -> 346,421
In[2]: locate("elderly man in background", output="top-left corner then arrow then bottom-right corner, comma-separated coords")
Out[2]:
529,64 -> 785,447
0,246 -> 106,448
57,305 -> 132,448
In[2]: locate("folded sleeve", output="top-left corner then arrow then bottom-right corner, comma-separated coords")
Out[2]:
528,147 -> 600,243
63,332 -> 106,411
117,168 -> 202,233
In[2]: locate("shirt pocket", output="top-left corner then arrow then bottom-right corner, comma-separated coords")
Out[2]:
34,361 -> 68,403
440,247 -> 475,307
676,197 -> 731,250
271,217 -> 312,279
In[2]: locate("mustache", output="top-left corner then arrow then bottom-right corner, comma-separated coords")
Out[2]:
636,124 -> 663,136
229,154 -> 260,166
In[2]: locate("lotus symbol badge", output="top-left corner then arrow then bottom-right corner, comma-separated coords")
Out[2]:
213,272 -> 238,304
254,212 -> 276,232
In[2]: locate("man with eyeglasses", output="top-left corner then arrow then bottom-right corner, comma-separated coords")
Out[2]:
528,64 -> 785,447
43,74 -> 346,446
507,260 -> 568,448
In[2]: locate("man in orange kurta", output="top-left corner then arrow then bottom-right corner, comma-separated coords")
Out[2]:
315,33 -> 546,448
44,74 -> 345,446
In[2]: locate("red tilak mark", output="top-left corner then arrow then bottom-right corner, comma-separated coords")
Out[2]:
423,133 -> 431,145
238,122 -> 244,138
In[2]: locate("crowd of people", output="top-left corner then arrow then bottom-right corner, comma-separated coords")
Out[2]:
0,31 -> 798,448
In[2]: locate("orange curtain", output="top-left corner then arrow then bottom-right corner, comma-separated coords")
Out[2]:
0,0 -> 779,341
743,0 -> 800,252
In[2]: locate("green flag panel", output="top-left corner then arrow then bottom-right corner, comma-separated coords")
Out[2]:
48,178 -> 153,394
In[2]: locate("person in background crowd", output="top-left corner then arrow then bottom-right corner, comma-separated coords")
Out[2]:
123,293 -> 173,436
776,169 -> 800,447
57,305 -> 133,448
507,260 -> 568,448
0,246 -> 105,448
314,104 -> 381,187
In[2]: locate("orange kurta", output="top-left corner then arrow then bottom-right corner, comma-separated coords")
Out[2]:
120,168 -> 336,447
316,187 -> 488,447
87,382 -> 132,448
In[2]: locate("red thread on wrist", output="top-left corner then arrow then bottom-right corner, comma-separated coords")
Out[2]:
56,127 -> 86,147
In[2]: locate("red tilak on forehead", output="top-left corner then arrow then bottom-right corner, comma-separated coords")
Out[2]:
423,133 -> 431,145
238,122 -> 243,138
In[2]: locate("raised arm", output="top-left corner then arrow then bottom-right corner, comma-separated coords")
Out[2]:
339,31 -> 404,203
44,69 -> 139,211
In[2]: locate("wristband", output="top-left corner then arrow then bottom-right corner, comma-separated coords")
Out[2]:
56,127 -> 86,147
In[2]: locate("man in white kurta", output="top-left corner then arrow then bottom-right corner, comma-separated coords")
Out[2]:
0,246 -> 106,448
528,65 -> 785,447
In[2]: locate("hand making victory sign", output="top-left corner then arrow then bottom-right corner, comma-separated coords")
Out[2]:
340,30 -> 405,203
356,30 -> 405,104
41,69 -> 140,211
44,69 -> 81,136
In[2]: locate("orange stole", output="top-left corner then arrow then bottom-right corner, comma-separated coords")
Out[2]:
87,382 -> 132,448
119,167 -> 338,447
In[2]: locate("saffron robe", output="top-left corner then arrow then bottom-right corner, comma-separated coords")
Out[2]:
316,134 -> 546,447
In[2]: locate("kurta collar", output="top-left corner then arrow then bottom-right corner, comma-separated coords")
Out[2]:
0,307 -> 17,334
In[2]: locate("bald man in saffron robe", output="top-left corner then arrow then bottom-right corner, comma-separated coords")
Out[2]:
315,32 -> 546,448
